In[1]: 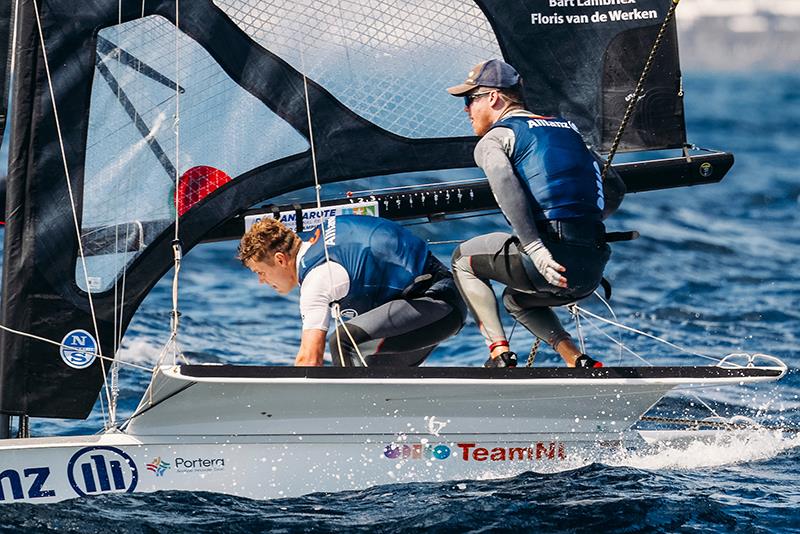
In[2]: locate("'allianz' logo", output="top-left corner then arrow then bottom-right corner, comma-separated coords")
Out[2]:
67,446 -> 138,497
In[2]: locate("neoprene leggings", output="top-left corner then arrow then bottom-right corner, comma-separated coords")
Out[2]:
451,232 -> 608,350
329,274 -> 466,367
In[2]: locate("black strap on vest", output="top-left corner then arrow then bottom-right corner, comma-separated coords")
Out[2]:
600,277 -> 612,300
292,203 -> 304,232
605,230 -> 640,243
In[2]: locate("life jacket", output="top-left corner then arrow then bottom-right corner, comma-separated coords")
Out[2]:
297,216 -> 429,314
490,114 -> 604,221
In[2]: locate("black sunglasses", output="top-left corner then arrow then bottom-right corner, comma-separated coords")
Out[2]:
463,91 -> 493,107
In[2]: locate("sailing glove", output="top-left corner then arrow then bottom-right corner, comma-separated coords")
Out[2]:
523,238 -> 567,287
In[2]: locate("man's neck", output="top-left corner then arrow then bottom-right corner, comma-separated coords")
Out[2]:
497,106 -> 528,121
295,241 -> 311,274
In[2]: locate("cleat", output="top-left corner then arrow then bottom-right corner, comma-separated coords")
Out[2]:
484,351 -> 518,368
574,354 -> 603,368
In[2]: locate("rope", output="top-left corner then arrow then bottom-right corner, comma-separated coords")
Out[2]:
601,0 -> 680,180
31,0 -> 112,424
526,338 -> 541,368
300,59 -> 366,367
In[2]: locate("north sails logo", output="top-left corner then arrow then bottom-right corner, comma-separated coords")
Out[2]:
60,329 -> 98,369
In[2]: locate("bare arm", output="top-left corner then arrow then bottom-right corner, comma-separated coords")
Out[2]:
295,328 -> 327,366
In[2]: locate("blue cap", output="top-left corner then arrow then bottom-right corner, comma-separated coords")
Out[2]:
447,59 -> 522,96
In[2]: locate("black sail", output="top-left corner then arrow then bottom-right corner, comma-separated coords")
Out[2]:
0,0 -> 686,419
478,0 -> 685,151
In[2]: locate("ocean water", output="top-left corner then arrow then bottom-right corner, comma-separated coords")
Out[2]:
1,72 -> 799,532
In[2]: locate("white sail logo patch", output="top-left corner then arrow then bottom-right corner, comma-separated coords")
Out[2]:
60,329 -> 98,369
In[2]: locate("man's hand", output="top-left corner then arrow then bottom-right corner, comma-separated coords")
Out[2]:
523,239 -> 567,288
295,329 -> 327,366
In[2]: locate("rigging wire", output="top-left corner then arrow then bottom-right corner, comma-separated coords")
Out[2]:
301,53 -> 367,367
592,290 -> 624,363
573,304 -> 719,363
154,0 -> 187,372
575,309 -> 654,366
31,0 -> 114,426
108,1 -> 124,428
0,323 -> 153,372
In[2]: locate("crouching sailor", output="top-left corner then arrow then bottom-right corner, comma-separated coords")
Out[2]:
446,59 -> 626,368
238,215 -> 466,366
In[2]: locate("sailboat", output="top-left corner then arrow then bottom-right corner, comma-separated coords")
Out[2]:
0,0 -> 786,503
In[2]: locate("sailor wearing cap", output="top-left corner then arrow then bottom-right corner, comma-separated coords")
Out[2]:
238,215 -> 466,367
447,59 -> 625,368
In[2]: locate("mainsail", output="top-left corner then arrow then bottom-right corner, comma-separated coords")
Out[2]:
1,0 -> 690,419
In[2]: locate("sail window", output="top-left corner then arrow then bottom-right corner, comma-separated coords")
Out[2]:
214,0 -> 502,139
78,15 -> 308,293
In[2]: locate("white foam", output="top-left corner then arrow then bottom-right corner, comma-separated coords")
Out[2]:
116,338 -> 164,365
610,429 -> 800,470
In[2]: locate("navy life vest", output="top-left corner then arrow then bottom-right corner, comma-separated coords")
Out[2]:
297,216 -> 429,314
490,114 -> 604,221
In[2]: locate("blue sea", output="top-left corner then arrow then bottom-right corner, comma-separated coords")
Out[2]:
1,72 -> 799,532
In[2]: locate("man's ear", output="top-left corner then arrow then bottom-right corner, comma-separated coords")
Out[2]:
273,251 -> 286,266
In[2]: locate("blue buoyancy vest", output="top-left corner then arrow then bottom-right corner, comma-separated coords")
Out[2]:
490,115 -> 604,221
297,216 -> 429,314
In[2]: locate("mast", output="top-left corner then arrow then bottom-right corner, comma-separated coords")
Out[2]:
0,414 -> 9,439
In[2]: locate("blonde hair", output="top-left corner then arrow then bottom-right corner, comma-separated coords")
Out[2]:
498,85 -> 526,107
237,217 -> 300,265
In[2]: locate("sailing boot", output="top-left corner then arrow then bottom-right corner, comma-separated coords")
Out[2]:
484,351 -> 518,368
575,354 -> 603,368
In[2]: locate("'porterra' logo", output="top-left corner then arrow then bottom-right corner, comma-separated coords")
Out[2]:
67,446 -> 138,497
146,457 -> 171,477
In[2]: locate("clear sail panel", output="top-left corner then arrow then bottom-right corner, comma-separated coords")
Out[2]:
78,15 -> 308,293
215,0 -> 502,139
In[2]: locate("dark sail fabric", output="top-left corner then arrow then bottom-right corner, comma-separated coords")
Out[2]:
0,0 -> 685,419
479,0 -> 685,152
0,0 -> 10,148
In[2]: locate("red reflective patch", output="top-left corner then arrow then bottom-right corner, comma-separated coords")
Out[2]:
176,165 -> 232,216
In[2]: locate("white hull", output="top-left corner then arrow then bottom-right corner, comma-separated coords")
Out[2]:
0,363 -> 785,504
